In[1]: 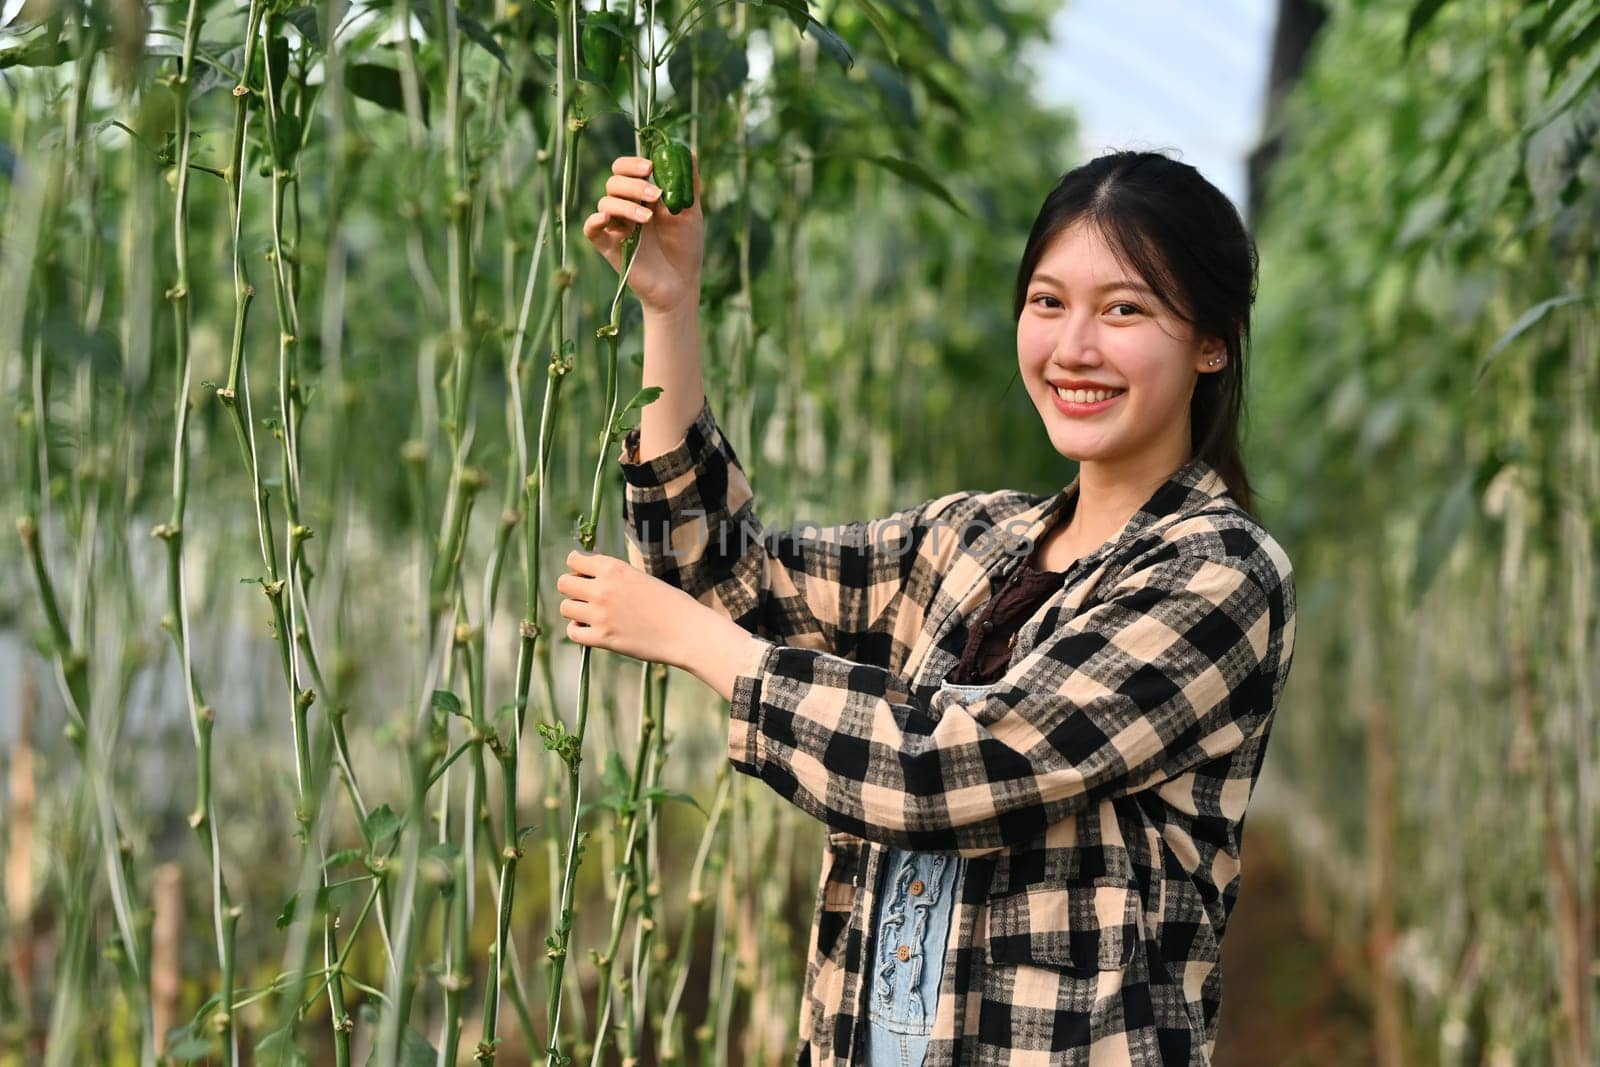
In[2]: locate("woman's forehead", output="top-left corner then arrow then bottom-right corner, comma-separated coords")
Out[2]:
1034,225 -> 1152,288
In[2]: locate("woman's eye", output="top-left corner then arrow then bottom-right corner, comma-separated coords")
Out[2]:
1030,294 -> 1062,309
1109,302 -> 1142,317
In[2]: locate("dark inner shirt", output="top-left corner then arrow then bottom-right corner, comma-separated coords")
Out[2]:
945,554 -> 1070,685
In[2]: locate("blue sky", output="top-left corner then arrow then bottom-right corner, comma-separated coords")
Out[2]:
1024,0 -> 1278,214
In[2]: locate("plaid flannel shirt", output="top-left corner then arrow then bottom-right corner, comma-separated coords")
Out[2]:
619,395 -> 1297,1066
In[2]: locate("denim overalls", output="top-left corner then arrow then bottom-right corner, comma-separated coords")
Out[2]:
863,676 -> 997,1067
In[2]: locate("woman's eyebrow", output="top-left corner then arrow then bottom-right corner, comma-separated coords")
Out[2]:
1031,274 -> 1157,297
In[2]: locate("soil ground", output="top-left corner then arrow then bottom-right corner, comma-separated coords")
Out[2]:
1213,817 -> 1374,1066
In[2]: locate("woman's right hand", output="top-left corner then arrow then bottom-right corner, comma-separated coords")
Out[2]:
583,151 -> 705,317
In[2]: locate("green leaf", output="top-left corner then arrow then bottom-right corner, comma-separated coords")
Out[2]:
908,61 -> 967,118
637,785 -> 708,817
431,689 -> 465,718
1549,9 -> 1600,69
323,848 -> 363,869
866,58 -> 915,125
275,881 -> 360,929
388,1027 -> 440,1067
406,0 -> 510,71
581,9 -> 629,39
347,62 -> 430,127
1529,45 -> 1600,130
1473,293 -> 1590,385
1402,0 -> 1454,56
859,153 -> 968,216
164,1028 -> 215,1061
256,1023 -> 310,1066
537,720 -> 580,767
425,841 -> 461,864
0,35 -> 72,69
805,16 -> 854,71
282,6 -> 323,49
275,892 -> 300,929
905,0 -> 951,62
1409,469 -> 1475,602
1524,92 -> 1599,211
602,750 -> 631,793
1394,192 -> 1450,250
610,386 -> 664,441
362,803 -> 403,850
262,33 -> 291,111
577,793 -> 624,819
272,111 -> 302,166
848,0 -> 895,64
191,45 -> 246,99
422,842 -> 460,892
458,11 -> 511,71
667,26 -> 749,101
737,0 -> 810,34
573,73 -> 625,119
180,991 -> 225,1033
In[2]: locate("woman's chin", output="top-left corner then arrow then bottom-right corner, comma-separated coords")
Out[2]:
1046,431 -> 1116,465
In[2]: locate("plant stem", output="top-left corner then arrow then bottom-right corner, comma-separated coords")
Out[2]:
163,0 -> 239,1057
656,768 -> 732,1063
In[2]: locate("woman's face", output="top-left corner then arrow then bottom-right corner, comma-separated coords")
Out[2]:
1017,221 -> 1225,477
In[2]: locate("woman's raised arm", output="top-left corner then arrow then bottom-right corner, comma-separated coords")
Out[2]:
618,395 -> 971,663
592,150 -> 971,661
583,150 -> 709,458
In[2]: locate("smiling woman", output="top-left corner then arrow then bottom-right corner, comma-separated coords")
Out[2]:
1018,221 -> 1228,529
573,148 -> 1295,1067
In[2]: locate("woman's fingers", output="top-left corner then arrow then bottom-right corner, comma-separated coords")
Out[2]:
606,173 -> 662,203
582,210 -> 630,245
583,209 -> 632,236
612,155 -> 653,177
599,194 -> 654,224
557,596 -> 592,627
582,212 -> 630,272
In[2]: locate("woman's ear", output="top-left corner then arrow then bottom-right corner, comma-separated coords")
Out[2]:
1195,338 -> 1227,372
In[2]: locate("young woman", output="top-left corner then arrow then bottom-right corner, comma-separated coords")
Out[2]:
559,148 -> 1297,1066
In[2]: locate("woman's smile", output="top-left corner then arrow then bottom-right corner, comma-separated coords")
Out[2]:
1050,384 -> 1127,416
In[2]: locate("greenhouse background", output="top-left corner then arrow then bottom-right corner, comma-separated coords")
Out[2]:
1,0 -> 1597,1062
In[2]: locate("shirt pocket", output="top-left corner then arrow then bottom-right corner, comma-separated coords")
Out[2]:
984,876 -> 1141,974
822,831 -> 865,907
813,831 -> 866,960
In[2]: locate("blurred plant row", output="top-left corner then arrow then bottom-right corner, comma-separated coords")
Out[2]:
1247,0 -> 1600,1063
0,0 -> 1077,1063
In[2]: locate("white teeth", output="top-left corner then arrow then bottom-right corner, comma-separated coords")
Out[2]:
1055,386 -> 1123,404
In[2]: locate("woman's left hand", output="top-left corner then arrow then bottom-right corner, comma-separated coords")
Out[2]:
557,549 -> 705,668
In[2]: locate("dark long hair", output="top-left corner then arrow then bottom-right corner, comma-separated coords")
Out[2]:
1013,150 -> 1259,515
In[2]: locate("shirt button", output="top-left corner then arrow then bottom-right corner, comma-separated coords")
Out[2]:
981,619 -> 993,632
908,879 -> 925,896
896,944 -> 911,962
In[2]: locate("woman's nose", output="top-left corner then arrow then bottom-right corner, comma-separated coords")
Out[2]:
1051,314 -> 1102,365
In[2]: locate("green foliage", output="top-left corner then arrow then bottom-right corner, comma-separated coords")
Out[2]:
0,0 -> 1091,1061
361,803 -> 403,851
1251,0 -> 1600,1060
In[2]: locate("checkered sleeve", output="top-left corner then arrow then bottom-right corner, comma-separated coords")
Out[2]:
619,394 -> 966,658
724,543 -> 1285,856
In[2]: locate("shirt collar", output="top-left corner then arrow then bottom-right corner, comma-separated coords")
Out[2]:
1033,453 -> 1233,559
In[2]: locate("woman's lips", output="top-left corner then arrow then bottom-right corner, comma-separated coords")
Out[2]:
1050,387 -> 1125,417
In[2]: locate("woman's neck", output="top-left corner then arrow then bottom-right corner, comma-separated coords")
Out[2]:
1060,448 -> 1194,552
